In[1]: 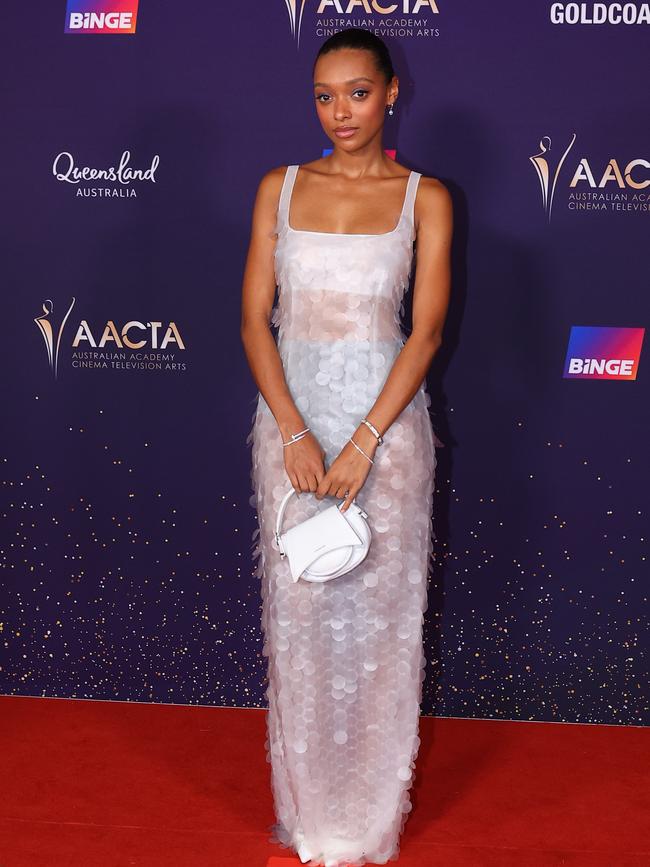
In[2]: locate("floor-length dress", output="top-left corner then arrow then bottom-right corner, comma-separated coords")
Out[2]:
246,164 -> 437,866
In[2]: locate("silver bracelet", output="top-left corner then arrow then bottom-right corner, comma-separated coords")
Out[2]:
361,417 -> 383,445
349,437 -> 374,464
282,426 -> 310,448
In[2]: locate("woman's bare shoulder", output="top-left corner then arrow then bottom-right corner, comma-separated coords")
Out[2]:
414,175 -> 453,233
417,173 -> 450,195
416,174 -> 452,209
256,164 -> 290,196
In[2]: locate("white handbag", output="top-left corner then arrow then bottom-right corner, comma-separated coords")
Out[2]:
274,487 -> 371,583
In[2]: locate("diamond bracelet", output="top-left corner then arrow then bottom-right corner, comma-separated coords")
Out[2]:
281,427 -> 311,448
361,417 -> 383,445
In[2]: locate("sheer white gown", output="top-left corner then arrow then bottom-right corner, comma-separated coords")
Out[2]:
246,164 -> 437,866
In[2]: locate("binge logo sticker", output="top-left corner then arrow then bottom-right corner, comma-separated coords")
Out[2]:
563,326 -> 645,380
65,1 -> 139,34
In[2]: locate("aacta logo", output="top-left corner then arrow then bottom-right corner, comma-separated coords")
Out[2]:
563,326 -> 645,380
568,157 -> 650,190
72,320 -> 184,350
34,297 -> 186,379
530,132 -> 650,220
65,0 -> 139,34
282,0 -> 440,46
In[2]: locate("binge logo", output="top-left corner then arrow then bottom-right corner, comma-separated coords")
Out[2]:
563,326 -> 645,380
65,0 -> 139,34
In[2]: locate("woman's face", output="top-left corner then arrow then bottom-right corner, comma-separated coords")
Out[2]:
313,48 -> 395,150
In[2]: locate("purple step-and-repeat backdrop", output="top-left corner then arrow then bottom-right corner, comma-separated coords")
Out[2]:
1,2 -> 648,725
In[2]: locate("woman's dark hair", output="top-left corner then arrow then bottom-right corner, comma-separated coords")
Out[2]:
313,28 -> 395,85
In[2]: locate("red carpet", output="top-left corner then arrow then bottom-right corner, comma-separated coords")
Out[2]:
0,696 -> 647,866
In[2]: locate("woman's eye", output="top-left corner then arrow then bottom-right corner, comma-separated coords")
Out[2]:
315,90 -> 369,103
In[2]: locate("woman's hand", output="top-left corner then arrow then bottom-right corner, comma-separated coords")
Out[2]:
283,431 -> 327,494
315,426 -> 378,512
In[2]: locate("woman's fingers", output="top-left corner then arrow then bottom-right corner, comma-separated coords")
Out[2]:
297,472 -> 311,493
339,485 -> 358,512
333,479 -> 357,508
334,481 -> 348,499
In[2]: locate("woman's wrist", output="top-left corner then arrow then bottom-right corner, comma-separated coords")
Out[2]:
352,423 -> 380,455
278,417 -> 308,441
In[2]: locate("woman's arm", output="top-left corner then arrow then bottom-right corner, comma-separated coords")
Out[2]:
317,176 -> 453,510
240,167 -> 326,493
357,175 -> 452,443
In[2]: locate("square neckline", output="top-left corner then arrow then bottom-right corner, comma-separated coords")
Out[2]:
286,165 -> 415,238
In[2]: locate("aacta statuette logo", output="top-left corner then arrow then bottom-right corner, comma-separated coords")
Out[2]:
529,133 -> 577,222
282,0 -> 308,46
34,297 -> 76,380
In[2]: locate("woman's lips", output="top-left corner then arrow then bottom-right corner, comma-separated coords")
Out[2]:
334,127 -> 358,138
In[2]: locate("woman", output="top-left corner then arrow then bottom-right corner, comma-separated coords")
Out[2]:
241,27 -> 452,867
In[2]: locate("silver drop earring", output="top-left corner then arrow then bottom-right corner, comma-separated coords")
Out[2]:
387,103 -> 394,116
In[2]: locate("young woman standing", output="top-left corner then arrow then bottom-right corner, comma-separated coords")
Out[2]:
241,28 -> 452,866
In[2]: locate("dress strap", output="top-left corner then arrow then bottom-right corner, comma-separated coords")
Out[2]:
275,164 -> 299,234
275,164 -> 420,236
402,171 -> 422,228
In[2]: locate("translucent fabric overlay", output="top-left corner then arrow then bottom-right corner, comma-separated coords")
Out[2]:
246,165 -> 439,866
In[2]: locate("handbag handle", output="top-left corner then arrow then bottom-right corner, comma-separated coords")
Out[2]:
275,487 -> 349,541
